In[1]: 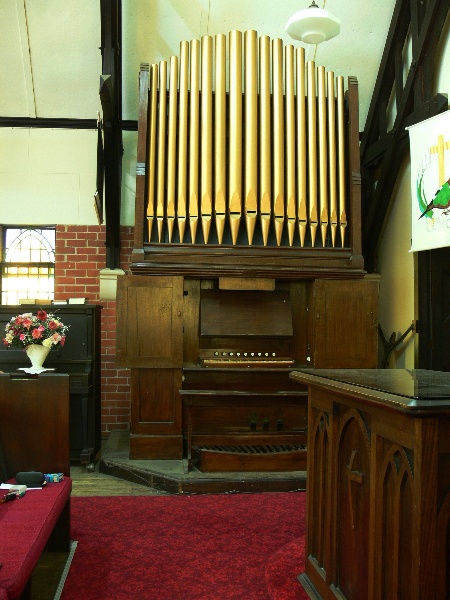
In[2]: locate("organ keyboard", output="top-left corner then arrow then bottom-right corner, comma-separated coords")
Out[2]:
200,349 -> 295,368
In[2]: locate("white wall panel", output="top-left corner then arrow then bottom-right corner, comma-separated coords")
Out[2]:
0,129 -> 98,225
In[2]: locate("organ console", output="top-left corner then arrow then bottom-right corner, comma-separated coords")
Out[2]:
118,30 -> 379,472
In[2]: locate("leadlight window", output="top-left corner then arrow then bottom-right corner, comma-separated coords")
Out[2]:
0,227 -> 55,305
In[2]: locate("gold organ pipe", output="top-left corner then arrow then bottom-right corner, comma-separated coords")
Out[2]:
156,60 -> 167,243
244,30 -> 258,245
201,36 -> 213,244
259,35 -> 271,246
177,41 -> 189,243
214,34 -> 227,244
318,65 -> 328,247
189,39 -> 200,243
144,31 -> 352,251
296,47 -> 307,247
337,75 -> 347,246
327,71 -> 338,247
272,38 -> 284,246
229,30 -> 243,245
285,44 -> 296,246
166,55 -> 178,243
146,64 -> 158,242
307,61 -> 318,246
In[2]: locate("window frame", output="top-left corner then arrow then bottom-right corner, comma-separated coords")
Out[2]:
0,225 -> 56,305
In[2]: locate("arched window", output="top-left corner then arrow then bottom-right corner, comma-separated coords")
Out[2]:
1,227 -> 55,305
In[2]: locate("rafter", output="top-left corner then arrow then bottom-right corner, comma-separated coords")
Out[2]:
100,0 -> 122,269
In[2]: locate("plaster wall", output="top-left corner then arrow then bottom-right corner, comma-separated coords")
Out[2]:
0,128 -> 98,225
376,159 -> 415,368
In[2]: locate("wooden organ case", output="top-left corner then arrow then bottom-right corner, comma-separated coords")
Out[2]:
117,31 -> 379,472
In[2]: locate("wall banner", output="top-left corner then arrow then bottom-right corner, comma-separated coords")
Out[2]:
408,111 -> 450,252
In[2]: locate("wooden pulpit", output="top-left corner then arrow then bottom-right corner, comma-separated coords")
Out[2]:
290,368 -> 450,600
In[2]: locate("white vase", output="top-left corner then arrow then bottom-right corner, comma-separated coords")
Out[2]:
25,344 -> 51,371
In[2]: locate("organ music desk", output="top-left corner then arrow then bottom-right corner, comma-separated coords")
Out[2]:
290,369 -> 450,600
0,304 -> 101,467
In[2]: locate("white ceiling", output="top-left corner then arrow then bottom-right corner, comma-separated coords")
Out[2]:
0,0 -> 396,131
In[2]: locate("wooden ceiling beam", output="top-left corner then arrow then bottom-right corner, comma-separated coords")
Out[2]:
99,0 -> 122,269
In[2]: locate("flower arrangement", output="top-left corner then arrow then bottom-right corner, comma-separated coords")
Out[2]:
2,310 -> 69,349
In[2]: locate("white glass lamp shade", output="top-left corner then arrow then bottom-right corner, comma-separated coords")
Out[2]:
285,4 -> 340,44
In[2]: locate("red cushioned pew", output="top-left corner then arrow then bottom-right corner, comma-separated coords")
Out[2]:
0,373 -> 72,599
0,478 -> 72,599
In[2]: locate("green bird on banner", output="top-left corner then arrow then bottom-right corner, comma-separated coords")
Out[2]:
419,176 -> 450,219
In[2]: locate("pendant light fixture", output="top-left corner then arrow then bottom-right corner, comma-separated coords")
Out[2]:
285,1 -> 340,44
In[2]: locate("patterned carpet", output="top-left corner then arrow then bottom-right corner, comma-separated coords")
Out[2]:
61,491 -> 308,599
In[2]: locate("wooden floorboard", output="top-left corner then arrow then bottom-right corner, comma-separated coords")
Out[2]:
31,550 -> 70,600
70,462 -> 168,496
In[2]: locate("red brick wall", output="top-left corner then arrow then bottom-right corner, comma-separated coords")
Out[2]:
55,225 -> 133,437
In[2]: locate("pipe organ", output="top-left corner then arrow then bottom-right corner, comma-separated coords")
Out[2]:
119,31 -> 378,475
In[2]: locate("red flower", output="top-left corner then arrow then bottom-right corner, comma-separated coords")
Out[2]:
3,310 -> 69,349
32,326 -> 45,339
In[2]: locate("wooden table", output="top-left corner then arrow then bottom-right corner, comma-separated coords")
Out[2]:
290,369 -> 450,600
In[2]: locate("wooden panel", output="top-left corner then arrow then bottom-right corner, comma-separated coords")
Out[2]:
290,281 -> 309,365
219,277 -> 275,291
200,289 -> 293,337
131,368 -> 182,435
336,411 -> 371,598
116,275 -> 183,368
312,278 -> 379,368
0,373 -> 70,477
184,401 -> 306,433
195,447 -> 306,472
130,435 -> 183,460
182,278 -> 201,365
182,367 -> 304,391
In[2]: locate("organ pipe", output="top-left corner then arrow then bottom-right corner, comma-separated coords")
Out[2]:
143,31 -> 350,250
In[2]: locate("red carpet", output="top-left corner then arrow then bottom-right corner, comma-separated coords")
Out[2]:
61,491 -> 308,600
